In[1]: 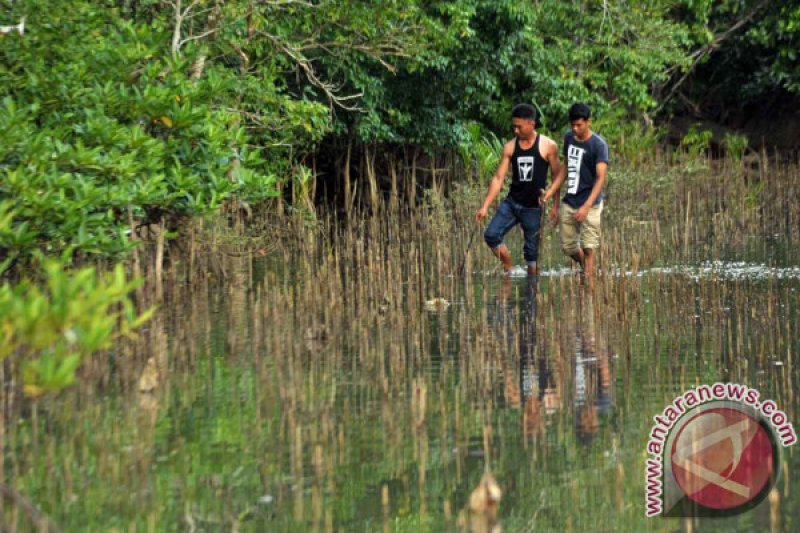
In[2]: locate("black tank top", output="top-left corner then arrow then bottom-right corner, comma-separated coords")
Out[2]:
509,135 -> 549,207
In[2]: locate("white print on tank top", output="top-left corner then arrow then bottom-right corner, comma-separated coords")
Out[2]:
517,156 -> 534,182
567,144 -> 586,195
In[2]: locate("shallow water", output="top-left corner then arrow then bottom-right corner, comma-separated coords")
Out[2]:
4,224 -> 800,532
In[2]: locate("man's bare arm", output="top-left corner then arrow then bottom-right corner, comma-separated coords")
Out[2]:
476,141 -> 514,222
583,162 -> 607,207
573,161 -> 607,222
541,142 -> 564,205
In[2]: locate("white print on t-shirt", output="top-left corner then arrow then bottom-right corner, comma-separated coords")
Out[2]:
517,156 -> 534,182
567,145 -> 585,195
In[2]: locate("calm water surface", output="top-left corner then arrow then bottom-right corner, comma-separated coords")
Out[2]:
5,233 -> 800,532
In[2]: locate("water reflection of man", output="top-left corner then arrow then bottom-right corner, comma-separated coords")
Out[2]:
512,277 -> 562,440
573,292 -> 613,445
497,277 -> 570,441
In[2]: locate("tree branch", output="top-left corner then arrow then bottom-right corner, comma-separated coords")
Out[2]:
178,27 -> 219,48
168,0 -> 203,56
258,30 -> 365,111
654,0 -> 769,114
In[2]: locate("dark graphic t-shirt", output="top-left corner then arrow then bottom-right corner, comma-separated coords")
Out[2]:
562,132 -> 609,209
509,135 -> 549,208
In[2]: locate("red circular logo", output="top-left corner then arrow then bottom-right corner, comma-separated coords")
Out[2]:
670,407 -> 774,510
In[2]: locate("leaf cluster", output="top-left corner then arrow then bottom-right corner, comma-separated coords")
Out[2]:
0,248 -> 154,396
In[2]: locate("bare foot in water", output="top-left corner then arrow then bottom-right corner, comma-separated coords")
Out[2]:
493,244 -> 513,273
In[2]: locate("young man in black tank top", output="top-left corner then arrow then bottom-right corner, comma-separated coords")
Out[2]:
476,104 -> 562,275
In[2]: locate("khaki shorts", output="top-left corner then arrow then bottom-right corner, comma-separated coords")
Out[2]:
560,201 -> 603,253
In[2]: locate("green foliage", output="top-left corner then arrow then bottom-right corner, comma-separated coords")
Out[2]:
0,1 -> 297,260
681,126 -> 713,161
322,0 -> 696,146
592,109 -> 664,165
665,1 -> 800,113
724,132 -> 749,164
0,0 -> 793,265
290,165 -> 317,219
0,251 -> 154,396
457,123 -> 503,183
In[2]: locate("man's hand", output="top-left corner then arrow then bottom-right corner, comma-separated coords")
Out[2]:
573,204 -> 590,223
475,206 -> 489,223
549,205 -> 559,226
539,188 -> 551,206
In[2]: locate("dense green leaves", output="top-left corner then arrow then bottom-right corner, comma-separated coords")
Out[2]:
659,1 -> 800,116
0,251 -> 154,395
0,1 -> 283,259
0,0 -> 795,261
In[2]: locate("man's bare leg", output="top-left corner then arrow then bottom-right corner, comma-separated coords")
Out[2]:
568,249 -> 585,270
583,248 -> 595,290
566,249 -> 586,286
492,244 -> 514,273
501,273 -> 512,299
527,262 -> 538,276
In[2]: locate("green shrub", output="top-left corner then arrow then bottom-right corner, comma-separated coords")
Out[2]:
0,251 -> 153,397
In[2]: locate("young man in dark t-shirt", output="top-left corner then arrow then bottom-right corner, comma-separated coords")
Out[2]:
541,103 -> 609,287
476,104 -> 561,275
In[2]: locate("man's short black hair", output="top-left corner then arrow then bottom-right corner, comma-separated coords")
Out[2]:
568,103 -> 591,122
512,103 -> 539,127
